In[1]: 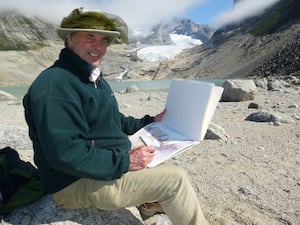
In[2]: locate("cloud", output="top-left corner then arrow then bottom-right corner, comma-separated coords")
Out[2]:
0,0 -> 207,32
211,0 -> 281,28
0,0 -> 82,25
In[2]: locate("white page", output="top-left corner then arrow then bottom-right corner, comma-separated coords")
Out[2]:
161,79 -> 223,141
129,79 -> 223,168
129,122 -> 199,168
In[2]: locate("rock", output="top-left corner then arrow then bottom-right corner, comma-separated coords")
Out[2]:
254,78 -> 268,89
248,102 -> 259,109
267,80 -> 285,91
283,75 -> 300,85
271,121 -> 282,126
3,195 -> 145,225
238,187 -> 254,196
0,90 -> 18,101
205,122 -> 229,142
288,103 -> 298,109
246,111 -> 274,122
245,111 -> 293,124
0,126 -> 31,150
221,79 -> 257,102
293,77 -> 300,85
126,85 -> 139,93
293,112 -> 300,120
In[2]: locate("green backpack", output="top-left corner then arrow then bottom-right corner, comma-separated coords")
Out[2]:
0,146 -> 45,218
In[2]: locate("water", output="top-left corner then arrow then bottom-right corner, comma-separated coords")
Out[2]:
109,79 -> 171,92
0,79 -> 224,98
0,85 -> 29,98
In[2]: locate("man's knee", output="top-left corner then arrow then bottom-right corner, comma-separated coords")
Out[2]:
153,163 -> 190,193
158,163 -> 189,180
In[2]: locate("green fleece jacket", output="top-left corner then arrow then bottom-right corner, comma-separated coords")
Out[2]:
23,48 -> 154,193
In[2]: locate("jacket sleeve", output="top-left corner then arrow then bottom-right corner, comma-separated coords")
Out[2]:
120,113 -> 154,135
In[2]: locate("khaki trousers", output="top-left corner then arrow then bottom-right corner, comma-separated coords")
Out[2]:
52,163 -> 209,225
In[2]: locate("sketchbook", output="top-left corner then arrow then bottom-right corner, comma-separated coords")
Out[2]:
129,79 -> 224,167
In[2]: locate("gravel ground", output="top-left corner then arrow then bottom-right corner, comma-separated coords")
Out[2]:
0,86 -> 299,225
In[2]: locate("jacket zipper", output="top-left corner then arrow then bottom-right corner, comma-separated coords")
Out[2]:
94,76 -> 101,89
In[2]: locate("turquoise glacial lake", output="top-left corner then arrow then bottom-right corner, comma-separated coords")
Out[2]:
0,79 -> 224,98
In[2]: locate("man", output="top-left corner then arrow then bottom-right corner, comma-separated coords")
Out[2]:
23,8 -> 210,225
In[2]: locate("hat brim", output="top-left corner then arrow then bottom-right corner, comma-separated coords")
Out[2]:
56,28 -> 120,44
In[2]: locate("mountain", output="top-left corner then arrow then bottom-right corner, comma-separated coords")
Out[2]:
213,0 -> 300,41
0,11 -> 212,51
0,11 -> 213,85
101,19 -> 213,80
129,18 -> 215,46
125,18 -> 214,64
153,0 -> 300,80
0,10 -> 59,51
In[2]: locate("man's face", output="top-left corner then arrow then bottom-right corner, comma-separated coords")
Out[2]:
67,32 -> 109,68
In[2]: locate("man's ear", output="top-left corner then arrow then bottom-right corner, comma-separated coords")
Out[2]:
65,32 -> 75,47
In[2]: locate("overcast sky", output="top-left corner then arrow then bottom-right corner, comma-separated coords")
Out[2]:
212,0 -> 281,27
0,0 -> 281,31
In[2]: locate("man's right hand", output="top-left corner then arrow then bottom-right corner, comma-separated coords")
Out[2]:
128,145 -> 155,171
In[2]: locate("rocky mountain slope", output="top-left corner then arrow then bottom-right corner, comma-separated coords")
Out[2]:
154,0 -> 300,80
0,10 -> 59,50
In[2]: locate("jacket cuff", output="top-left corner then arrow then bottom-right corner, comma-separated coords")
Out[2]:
143,115 -> 155,125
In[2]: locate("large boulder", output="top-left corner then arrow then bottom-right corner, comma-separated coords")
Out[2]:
0,126 -> 31,150
205,122 -> 229,142
3,195 -> 145,225
0,90 -> 18,101
221,79 -> 257,102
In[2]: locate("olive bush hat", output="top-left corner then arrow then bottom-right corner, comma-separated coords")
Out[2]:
57,8 -> 128,44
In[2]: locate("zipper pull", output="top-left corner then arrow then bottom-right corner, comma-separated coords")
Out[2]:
89,68 -> 101,89
93,81 -> 98,89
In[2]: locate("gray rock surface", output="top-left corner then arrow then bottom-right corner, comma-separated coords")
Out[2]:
205,122 -> 229,142
2,195 -> 144,225
221,79 -> 257,102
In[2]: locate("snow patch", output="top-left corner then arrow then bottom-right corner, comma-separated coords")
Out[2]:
137,34 -> 202,62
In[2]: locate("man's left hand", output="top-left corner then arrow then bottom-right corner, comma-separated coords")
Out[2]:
154,109 -> 166,122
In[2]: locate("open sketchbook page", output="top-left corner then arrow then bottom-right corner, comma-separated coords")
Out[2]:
129,79 -> 223,167
129,122 -> 199,168
162,79 -> 224,141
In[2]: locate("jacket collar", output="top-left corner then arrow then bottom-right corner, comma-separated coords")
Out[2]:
53,47 -> 94,83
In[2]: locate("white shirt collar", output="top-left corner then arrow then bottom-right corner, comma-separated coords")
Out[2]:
89,67 -> 101,82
